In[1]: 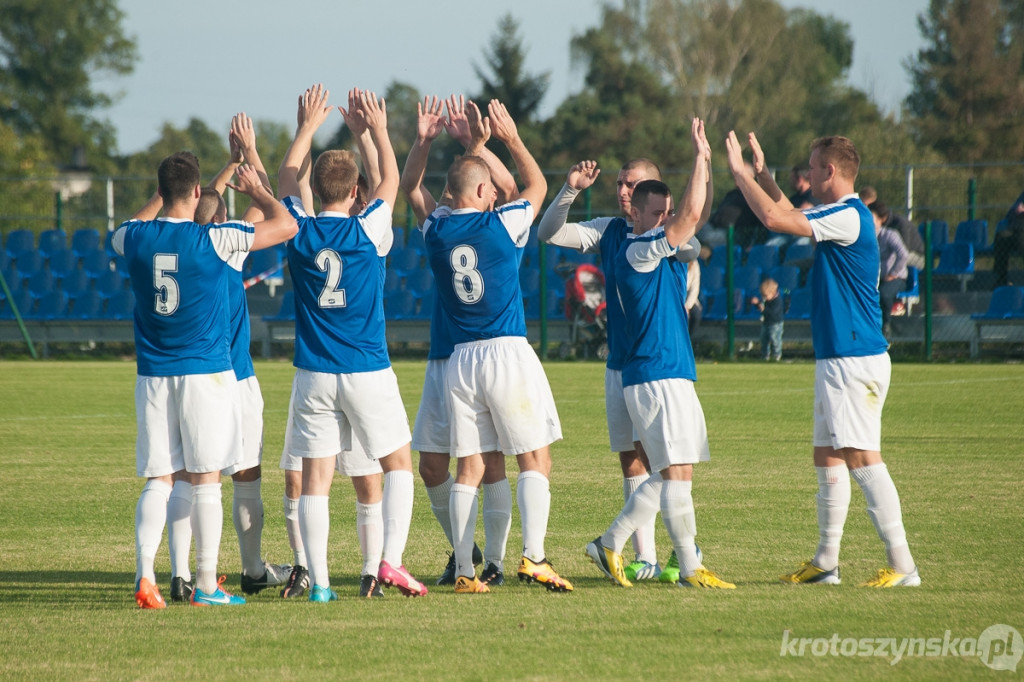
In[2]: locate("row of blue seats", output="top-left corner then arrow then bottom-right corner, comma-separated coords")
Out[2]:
0,289 -> 135,321
972,286 -> 1024,320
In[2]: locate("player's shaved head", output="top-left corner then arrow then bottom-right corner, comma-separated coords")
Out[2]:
195,188 -> 226,224
620,158 -> 662,181
446,155 -> 492,199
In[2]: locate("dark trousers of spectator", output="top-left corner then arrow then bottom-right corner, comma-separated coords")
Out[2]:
993,219 -> 1024,287
760,322 -> 783,361
687,303 -> 702,338
879,277 -> 906,337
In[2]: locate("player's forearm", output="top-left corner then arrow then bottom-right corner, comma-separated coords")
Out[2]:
537,183 -> 584,248
208,160 -> 242,195
369,126 -> 400,206
476,147 -> 518,204
250,189 -> 298,251
356,128 -> 382,190
755,167 -> 790,209
504,136 -> 546,209
737,173 -> 811,236
278,126 -> 317,197
131,192 -> 163,221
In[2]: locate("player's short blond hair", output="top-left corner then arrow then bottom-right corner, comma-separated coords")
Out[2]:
195,188 -> 225,224
621,158 -> 662,181
312,150 -> 360,204
811,136 -> 860,182
446,155 -> 491,199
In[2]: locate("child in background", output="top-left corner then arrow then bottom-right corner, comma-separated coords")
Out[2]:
750,277 -> 784,361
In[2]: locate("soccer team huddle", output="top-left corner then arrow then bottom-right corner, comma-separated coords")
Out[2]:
123,84 -> 920,609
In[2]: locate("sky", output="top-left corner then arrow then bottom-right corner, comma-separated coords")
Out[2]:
100,0 -> 930,155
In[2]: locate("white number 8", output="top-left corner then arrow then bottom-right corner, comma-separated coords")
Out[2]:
450,245 -> 484,304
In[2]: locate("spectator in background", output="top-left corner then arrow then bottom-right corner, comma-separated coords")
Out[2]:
789,164 -> 816,209
861,186 -> 924,270
705,162 -> 765,251
993,190 -> 1024,288
869,201 -> 909,339
749,277 -> 784,361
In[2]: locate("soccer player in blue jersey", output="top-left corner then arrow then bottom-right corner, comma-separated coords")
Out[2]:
163,115 -> 293,603
539,159 -> 701,583
422,99 -> 571,594
401,94 -> 517,587
277,84 -> 426,602
725,131 -> 919,587
115,152 -> 298,609
588,119 -> 734,590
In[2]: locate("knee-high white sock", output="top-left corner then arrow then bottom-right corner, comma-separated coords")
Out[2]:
233,478 -> 264,577
624,473 -> 657,563
660,479 -> 700,577
381,470 -> 414,566
426,474 -> 455,547
283,495 -> 306,568
517,471 -> 550,563
299,495 -> 330,589
813,465 -> 851,571
191,482 -> 223,594
167,480 -> 192,581
851,464 -> 915,573
482,479 -> 512,571
357,501 -> 383,577
449,483 -> 478,578
135,479 -> 172,585
603,473 -> 662,555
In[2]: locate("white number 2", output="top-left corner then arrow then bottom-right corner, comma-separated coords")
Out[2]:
153,253 -> 179,316
316,249 -> 346,308
450,245 -> 484,304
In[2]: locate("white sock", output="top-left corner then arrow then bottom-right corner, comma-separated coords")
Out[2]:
356,501 -> 383,577
191,482 -> 223,594
167,480 -> 192,581
603,473 -> 662,554
283,495 -> 306,567
233,478 -> 264,578
449,483 -> 478,577
517,471 -> 550,563
381,470 -> 414,566
851,464 -> 915,574
426,474 -> 455,547
135,479 -> 171,585
482,479 -> 512,571
660,479 -> 700,577
624,473 -> 657,563
299,495 -> 330,589
813,465 -> 850,572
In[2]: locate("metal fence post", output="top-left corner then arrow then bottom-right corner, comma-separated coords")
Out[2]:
727,224 -> 735,360
924,221 -> 933,360
967,177 -> 977,221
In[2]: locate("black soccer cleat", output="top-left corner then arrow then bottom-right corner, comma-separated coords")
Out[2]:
359,574 -> 384,598
480,562 -> 505,587
280,565 -> 309,599
170,576 -> 193,603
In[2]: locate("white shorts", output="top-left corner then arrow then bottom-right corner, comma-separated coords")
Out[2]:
284,367 -> 411,461
223,375 -> 264,476
623,378 -> 710,472
411,358 -> 450,453
135,371 -> 243,478
279,401 -> 383,478
447,337 -> 562,457
813,353 -> 891,451
605,368 -> 637,452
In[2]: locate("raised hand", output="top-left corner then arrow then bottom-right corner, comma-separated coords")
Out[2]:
357,90 -> 388,134
338,88 -> 368,136
487,99 -> 518,145
227,164 -> 265,196
443,94 -> 471,146
465,99 -> 490,150
567,160 -> 601,191
691,118 -> 711,164
416,95 -> 445,142
298,83 -> 333,132
724,130 -> 748,177
231,113 -> 257,161
747,132 -> 766,176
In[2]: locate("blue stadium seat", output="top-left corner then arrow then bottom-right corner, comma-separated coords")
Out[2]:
105,290 -> 136,320
703,288 -> 744,321
918,220 -> 948,257
384,290 -> 416,319
37,229 -> 67,259
896,266 -> 921,315
519,266 -> 541,298
933,243 -> 974,292
785,287 -> 812,320
104,229 -> 117,257
972,286 -> 1024,320
405,229 -> 425,253
413,288 -> 435,320
406,267 -> 435,298
262,291 -> 295,321
384,268 -> 401,295
768,265 -> 800,293
709,245 -> 742,270
699,263 -> 725,295
4,229 -> 35,258
0,289 -> 34,319
81,249 -> 112,278
953,219 -> 991,255
745,244 -> 779,271
14,249 -> 44,279
26,270 -> 55,298
95,270 -> 126,298
48,249 -> 78,280
732,265 -> 763,294
69,290 -> 104,319
31,290 -> 68,320
59,270 -> 91,298
782,242 -> 815,268
71,228 -> 101,257
389,246 -> 421,275
391,227 -> 406,250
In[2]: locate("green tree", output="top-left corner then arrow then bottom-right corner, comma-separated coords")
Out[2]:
906,0 -> 1024,164
472,14 -> 550,123
0,0 -> 136,166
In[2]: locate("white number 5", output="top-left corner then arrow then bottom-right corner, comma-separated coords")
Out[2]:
153,253 -> 179,316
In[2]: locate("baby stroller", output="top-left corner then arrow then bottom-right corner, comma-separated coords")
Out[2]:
559,263 -> 608,359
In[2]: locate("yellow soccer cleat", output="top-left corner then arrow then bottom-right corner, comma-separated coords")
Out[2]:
780,561 -> 841,585
859,567 -> 921,587
584,537 -> 632,587
454,575 -> 491,594
677,568 -> 736,589
517,557 -> 574,592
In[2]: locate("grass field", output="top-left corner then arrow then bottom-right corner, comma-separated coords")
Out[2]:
0,359 -> 1022,680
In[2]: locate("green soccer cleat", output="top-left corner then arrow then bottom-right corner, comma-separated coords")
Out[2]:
624,560 -> 662,582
